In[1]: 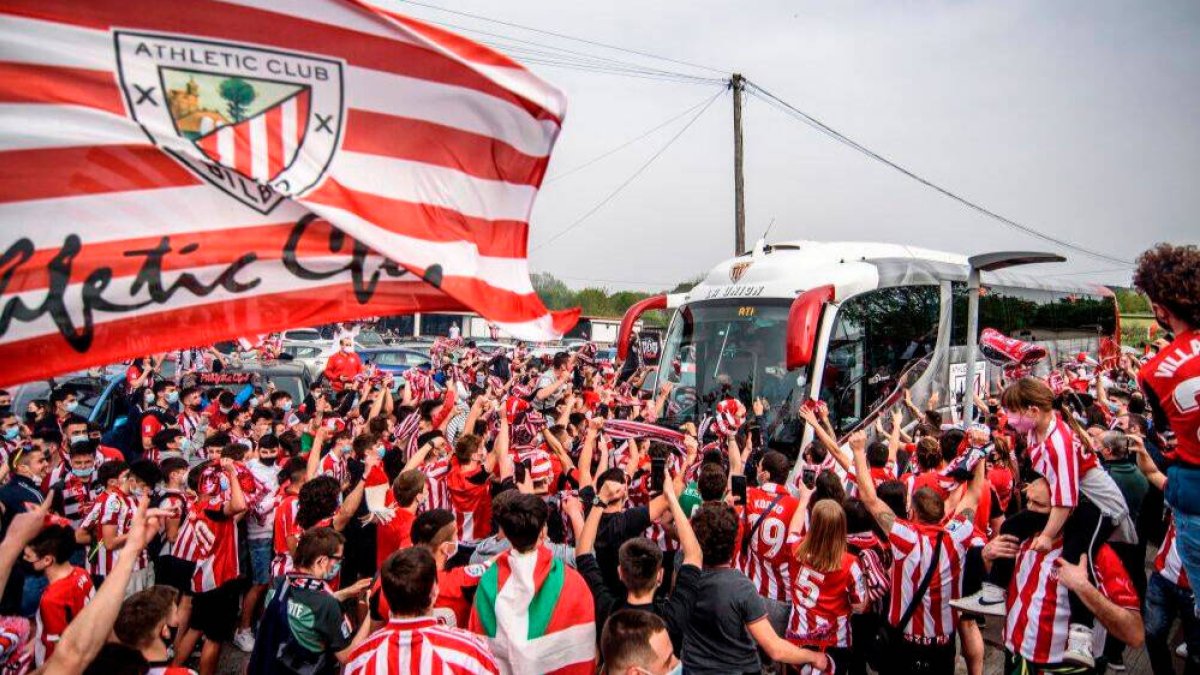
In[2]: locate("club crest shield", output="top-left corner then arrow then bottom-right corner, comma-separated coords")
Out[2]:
114,31 -> 344,213
729,261 -> 752,283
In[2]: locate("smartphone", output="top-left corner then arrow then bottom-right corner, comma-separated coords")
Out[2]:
731,475 -> 747,505
650,457 -> 666,494
514,460 -> 526,484
522,458 -> 533,473
801,467 -> 817,489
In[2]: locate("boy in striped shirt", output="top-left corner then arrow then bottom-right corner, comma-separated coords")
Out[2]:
852,429 -> 986,674
347,547 -> 497,675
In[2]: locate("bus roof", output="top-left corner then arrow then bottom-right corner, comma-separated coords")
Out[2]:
683,239 -> 1110,306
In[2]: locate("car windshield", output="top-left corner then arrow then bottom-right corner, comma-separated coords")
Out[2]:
286,330 -> 323,341
656,299 -> 809,445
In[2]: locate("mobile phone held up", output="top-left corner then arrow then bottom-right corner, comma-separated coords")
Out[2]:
801,467 -> 817,489
650,457 -> 666,494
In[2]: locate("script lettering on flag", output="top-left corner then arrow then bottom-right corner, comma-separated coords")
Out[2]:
0,0 -> 578,387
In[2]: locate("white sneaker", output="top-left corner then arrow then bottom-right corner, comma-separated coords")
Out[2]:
232,628 -> 255,653
949,582 -> 1007,617
1062,623 -> 1095,669
1177,642 -> 1189,658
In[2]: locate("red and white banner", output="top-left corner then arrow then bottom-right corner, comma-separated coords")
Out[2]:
0,0 -> 577,386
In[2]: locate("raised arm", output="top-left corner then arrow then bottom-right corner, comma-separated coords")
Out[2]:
579,418 -> 602,488
305,425 -> 327,481
851,431 -> 895,534
663,467 -> 701,567
800,406 -> 848,471
1056,554 -> 1144,647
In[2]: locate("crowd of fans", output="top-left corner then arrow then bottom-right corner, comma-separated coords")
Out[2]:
0,242 -> 1196,675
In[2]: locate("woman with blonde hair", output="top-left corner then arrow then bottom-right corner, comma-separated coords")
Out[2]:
785,499 -> 868,669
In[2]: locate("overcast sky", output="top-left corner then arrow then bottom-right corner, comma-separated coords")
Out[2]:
399,1 -> 1200,292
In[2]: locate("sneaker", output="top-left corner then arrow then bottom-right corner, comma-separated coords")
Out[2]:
1108,653 -> 1126,671
949,582 -> 1007,617
1177,643 -> 1189,658
232,628 -> 255,653
1062,623 -> 1095,669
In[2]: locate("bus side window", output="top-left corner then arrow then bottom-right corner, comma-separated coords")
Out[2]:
820,286 -> 940,433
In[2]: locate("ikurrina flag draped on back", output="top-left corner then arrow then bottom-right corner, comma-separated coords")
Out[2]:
0,0 -> 577,387
469,546 -> 596,675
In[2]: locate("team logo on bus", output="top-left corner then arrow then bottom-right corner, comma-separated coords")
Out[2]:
729,261 -> 753,283
113,31 -> 344,213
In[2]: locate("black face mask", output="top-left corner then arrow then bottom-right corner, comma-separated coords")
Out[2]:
259,455 -> 278,466
24,412 -> 37,424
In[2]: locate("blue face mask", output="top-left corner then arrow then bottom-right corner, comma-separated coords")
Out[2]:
69,433 -> 89,446
179,438 -> 193,453
64,401 -> 78,413
144,390 -> 156,403
325,560 -> 342,581
281,401 -> 293,412
339,444 -> 352,455
375,445 -> 386,459
3,426 -> 19,441
249,397 -> 261,408
71,467 -> 94,479
1107,401 -> 1121,414
219,475 -> 230,492
166,391 -> 179,404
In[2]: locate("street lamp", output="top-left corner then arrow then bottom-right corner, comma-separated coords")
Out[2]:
961,251 -> 1066,423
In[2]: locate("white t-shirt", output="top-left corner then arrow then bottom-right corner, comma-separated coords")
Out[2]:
246,459 -> 281,540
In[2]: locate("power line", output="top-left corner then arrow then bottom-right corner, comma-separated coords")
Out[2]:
533,88 -> 724,253
545,91 -> 724,184
399,0 -> 728,76
745,81 -> 1134,266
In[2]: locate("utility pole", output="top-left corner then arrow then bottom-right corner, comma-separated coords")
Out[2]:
731,73 -> 746,255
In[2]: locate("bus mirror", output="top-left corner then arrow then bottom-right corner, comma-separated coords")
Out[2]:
786,285 -> 835,371
618,294 -> 668,361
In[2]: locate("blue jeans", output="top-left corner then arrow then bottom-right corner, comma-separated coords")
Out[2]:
1144,572 -> 1200,675
1170,508 -> 1200,618
20,573 -> 47,618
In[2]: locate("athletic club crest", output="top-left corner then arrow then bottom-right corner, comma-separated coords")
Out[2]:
729,261 -> 752,283
114,31 -> 344,213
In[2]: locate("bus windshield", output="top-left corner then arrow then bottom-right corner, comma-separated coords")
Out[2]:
656,299 -> 808,445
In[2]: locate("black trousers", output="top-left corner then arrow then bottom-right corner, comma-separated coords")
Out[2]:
987,498 -> 1113,626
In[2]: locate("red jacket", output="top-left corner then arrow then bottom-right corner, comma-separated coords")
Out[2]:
324,351 -> 363,391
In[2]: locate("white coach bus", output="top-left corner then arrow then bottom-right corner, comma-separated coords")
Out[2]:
618,240 -> 1119,450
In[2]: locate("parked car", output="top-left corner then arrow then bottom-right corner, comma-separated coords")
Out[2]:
278,340 -> 339,377
12,372 -> 132,453
282,327 -> 325,342
356,348 -> 432,376
196,362 -> 314,403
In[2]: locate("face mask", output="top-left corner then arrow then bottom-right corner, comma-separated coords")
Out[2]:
441,540 -> 459,561
144,391 -> 156,403
220,406 -> 232,414
280,401 -> 293,412
342,346 -> 354,354
339,443 -> 352,455
259,455 -> 278,466
1007,413 -> 1037,435
65,401 -> 78,413
3,427 -> 19,441
69,433 -> 88,446
24,412 -> 37,424
71,467 -> 94,479
375,445 -> 386,459
179,438 -> 193,453
219,476 -> 230,492
249,397 -> 260,408
166,391 -> 179,404
1106,401 -> 1121,414
129,487 -> 145,498
325,560 -> 342,580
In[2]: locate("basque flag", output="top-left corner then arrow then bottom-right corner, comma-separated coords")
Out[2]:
0,0 -> 577,387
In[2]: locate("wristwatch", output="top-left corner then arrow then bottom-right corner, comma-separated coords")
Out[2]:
591,495 -> 607,509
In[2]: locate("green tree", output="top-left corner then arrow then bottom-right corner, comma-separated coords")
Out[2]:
1111,287 -> 1150,314
219,77 -> 257,122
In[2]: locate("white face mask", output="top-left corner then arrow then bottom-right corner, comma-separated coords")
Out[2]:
342,345 -> 354,354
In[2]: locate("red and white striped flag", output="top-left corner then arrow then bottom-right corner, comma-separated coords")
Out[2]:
0,0 -> 577,387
